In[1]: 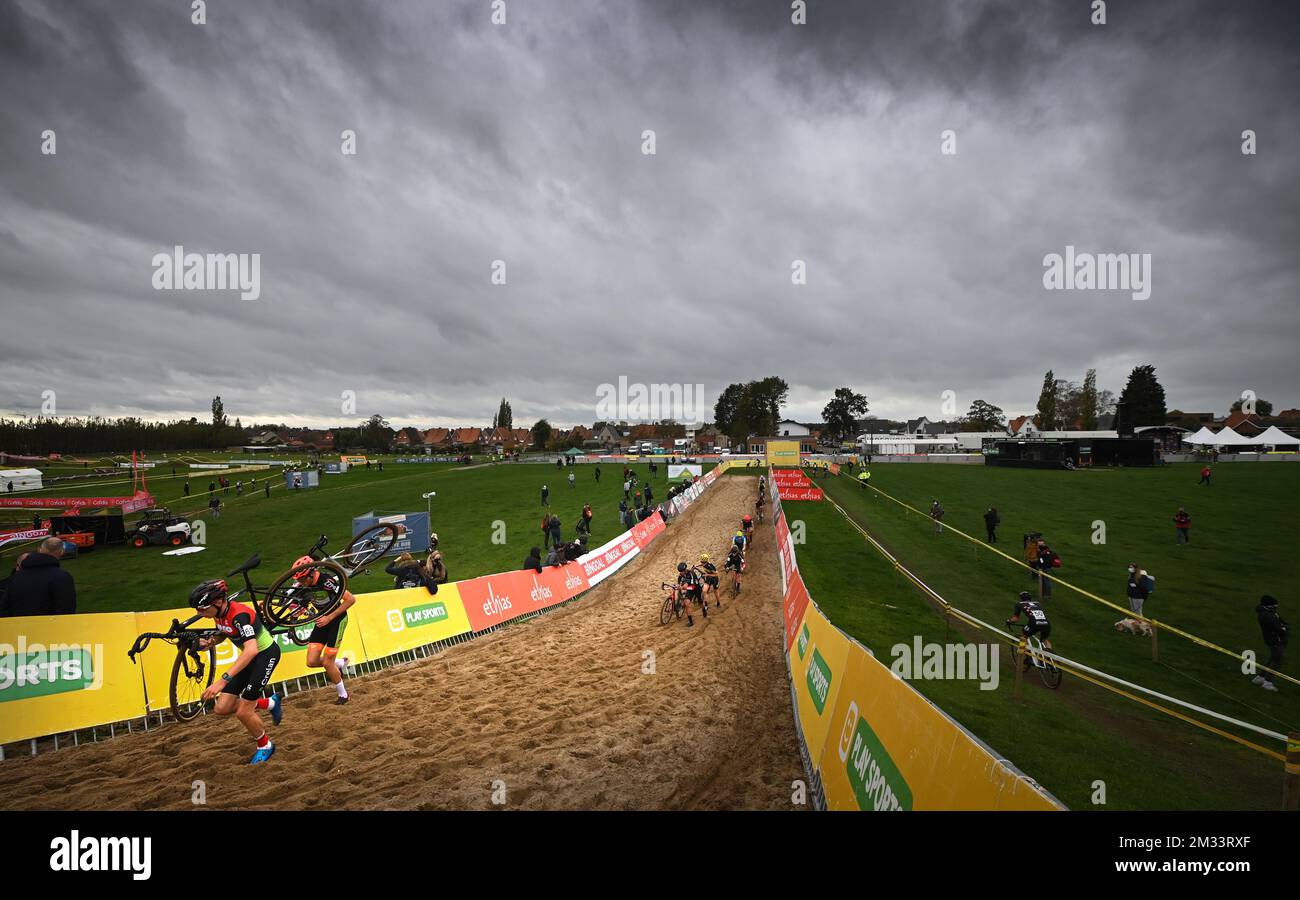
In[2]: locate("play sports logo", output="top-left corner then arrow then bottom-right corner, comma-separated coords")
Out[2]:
836,701 -> 913,811
386,601 -> 449,631
0,637 -> 103,700
50,830 -> 151,880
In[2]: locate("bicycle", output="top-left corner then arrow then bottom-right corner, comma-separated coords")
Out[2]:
1006,623 -> 1062,689
127,614 -> 222,722
658,581 -> 708,625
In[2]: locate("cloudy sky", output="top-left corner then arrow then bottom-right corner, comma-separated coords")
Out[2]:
2,0 -> 1297,429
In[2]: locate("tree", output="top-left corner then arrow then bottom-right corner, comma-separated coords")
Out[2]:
1230,397 -> 1273,416
713,384 -> 745,437
1035,371 -> 1058,430
360,414 -> 393,450
750,376 -> 789,437
1079,369 -> 1099,430
821,388 -> 869,442
494,398 -> 513,431
211,396 -> 227,429
1117,365 -> 1167,430
531,419 -> 552,450
962,400 -> 1006,431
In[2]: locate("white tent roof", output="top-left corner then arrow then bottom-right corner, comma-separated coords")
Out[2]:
1255,425 -> 1300,446
1184,426 -> 1220,445
1193,426 -> 1260,446
0,468 -> 42,478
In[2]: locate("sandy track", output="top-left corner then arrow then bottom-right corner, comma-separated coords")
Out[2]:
0,477 -> 804,811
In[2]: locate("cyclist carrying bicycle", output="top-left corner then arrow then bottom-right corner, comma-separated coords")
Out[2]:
191,579 -> 284,764
676,561 -> 705,626
696,553 -> 720,608
289,555 -> 356,705
724,542 -> 745,592
1006,590 -> 1053,669
755,491 -> 766,522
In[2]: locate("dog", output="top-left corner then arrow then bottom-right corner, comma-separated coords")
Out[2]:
1114,617 -> 1154,637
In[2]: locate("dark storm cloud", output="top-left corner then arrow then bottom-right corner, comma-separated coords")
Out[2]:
1,0 -> 1296,430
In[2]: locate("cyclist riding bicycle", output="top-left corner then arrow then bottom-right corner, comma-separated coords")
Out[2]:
696,553 -> 720,608
290,555 -> 357,705
1006,590 -> 1053,669
191,579 -> 284,764
755,492 -> 766,520
741,514 -> 754,545
676,561 -> 705,626
733,529 -> 747,553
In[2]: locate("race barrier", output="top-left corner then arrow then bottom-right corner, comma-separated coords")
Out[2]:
0,469 -> 727,748
772,482 -> 1064,811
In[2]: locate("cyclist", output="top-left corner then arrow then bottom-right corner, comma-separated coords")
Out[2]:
191,579 -> 284,764
733,529 -> 747,554
755,491 -> 766,522
758,474 -> 767,496
724,542 -> 745,593
1006,590 -> 1053,670
289,555 -> 356,705
696,553 -> 720,608
676,561 -> 706,626
741,514 -> 754,546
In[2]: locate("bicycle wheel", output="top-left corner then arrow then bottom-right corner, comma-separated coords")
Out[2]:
262,560 -> 348,630
1040,660 -> 1063,690
659,595 -> 675,626
170,646 -> 215,722
339,523 -> 399,572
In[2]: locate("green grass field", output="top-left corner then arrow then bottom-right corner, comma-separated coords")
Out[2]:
784,460 -> 1300,809
2,456 -> 684,612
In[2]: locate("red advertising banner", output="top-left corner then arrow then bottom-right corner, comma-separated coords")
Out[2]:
0,491 -> 154,510
630,511 -> 665,548
780,487 -> 824,502
457,561 -> 590,632
783,569 -> 813,652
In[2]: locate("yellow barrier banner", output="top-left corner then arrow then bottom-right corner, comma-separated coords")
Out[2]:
345,584 -> 472,659
0,613 -> 146,744
817,645 -> 1062,810
789,601 -> 853,767
766,440 -> 801,468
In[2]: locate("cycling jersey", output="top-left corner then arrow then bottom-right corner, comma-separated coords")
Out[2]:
215,601 -> 274,652
1012,599 -> 1051,637
697,562 -> 719,586
724,551 -> 744,572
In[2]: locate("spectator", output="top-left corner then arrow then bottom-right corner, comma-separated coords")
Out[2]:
983,507 -> 1000,543
6,481 -> 12,493
425,544 -> 448,585
523,546 -> 543,573
183,480 -> 191,496
386,553 -> 429,590
1252,595 -> 1288,692
1035,540 -> 1058,599
1173,507 -> 1192,544
236,480 -> 243,497
32,513 -> 41,530
541,513 -> 553,549
930,499 -> 945,534
541,484 -> 549,507
568,471 -> 576,489
1199,465 -> 1212,486
581,502 -> 594,532
264,481 -> 271,499
208,481 -> 217,495
549,514 -> 562,547
644,484 -> 653,504
1125,564 -> 1151,617
623,477 -> 631,499
594,466 -> 601,483
209,495 -> 221,520
0,537 -> 76,616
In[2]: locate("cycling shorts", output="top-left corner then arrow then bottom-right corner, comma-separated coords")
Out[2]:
308,613 -> 348,650
1023,621 -> 1051,640
221,643 -> 282,701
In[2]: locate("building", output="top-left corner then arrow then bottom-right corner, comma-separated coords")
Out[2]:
775,419 -> 811,437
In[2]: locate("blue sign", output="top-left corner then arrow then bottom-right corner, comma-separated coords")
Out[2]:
350,511 -> 430,558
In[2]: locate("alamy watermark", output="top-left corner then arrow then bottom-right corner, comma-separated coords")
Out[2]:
889,638 -> 999,691
151,245 -> 261,301
595,377 -> 707,423
1042,245 -> 1151,301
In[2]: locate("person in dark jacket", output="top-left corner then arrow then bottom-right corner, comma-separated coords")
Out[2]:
548,514 -> 562,547
983,507 -> 1000,543
1125,564 -> 1150,616
1253,595 -> 1288,691
385,553 -> 437,594
1,538 -> 76,616
523,547 -> 543,573
1173,507 -> 1191,544
1034,540 -> 1056,600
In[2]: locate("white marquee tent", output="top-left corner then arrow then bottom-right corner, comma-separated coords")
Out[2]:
1185,426 -> 1259,447
0,468 -> 43,492
1254,425 -> 1300,448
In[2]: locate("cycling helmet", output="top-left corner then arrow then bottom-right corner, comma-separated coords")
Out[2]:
735,530 -> 744,538
1018,591 -> 1033,603
190,579 -> 228,609
677,562 -> 688,573
743,514 -> 752,523
699,553 -> 710,562
291,555 -> 317,583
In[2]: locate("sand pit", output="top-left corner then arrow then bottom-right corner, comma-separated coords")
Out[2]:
0,477 -> 805,810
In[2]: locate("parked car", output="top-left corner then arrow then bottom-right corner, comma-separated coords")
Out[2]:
128,508 -> 192,548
